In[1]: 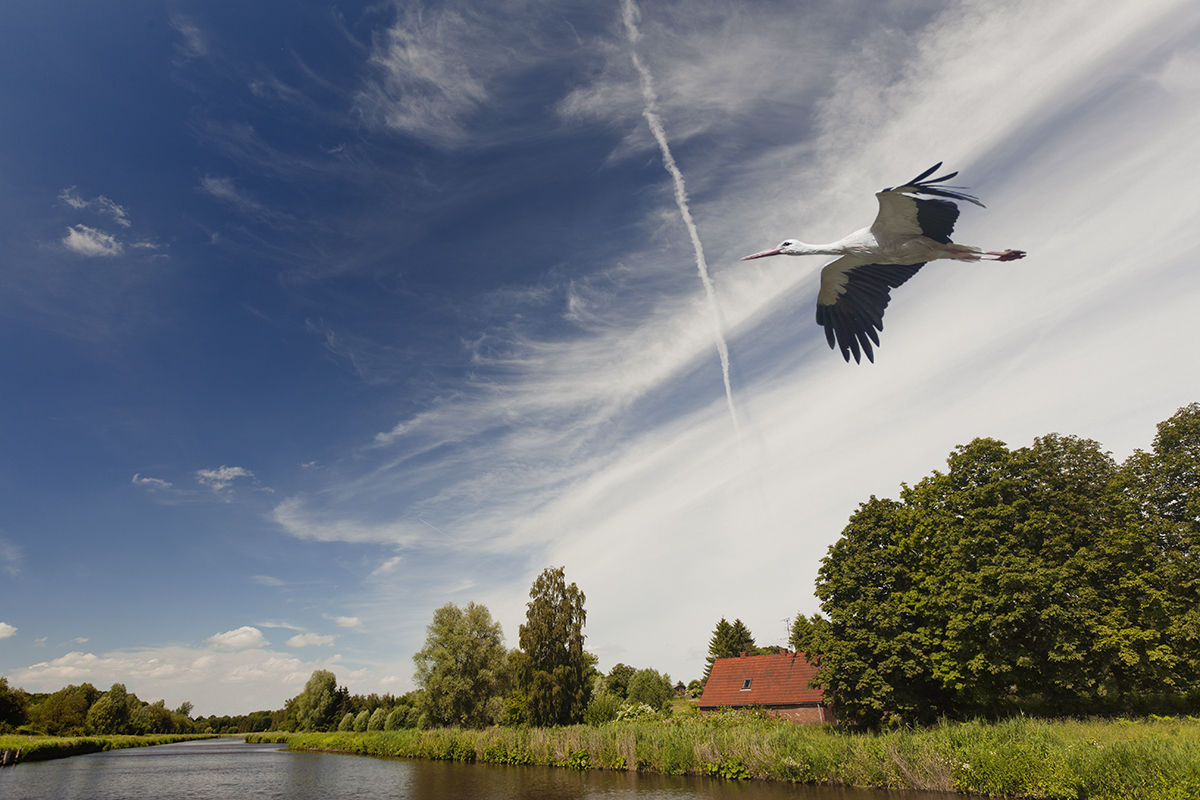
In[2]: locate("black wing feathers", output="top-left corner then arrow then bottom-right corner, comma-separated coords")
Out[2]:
816,263 -> 924,363
885,161 -> 985,208
913,197 -> 959,244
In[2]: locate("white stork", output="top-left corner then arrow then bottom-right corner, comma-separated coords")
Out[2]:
741,163 -> 1025,363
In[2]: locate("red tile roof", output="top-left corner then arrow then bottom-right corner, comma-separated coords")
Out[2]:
699,651 -> 823,707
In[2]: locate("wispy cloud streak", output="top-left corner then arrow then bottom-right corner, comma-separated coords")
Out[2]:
620,0 -> 739,435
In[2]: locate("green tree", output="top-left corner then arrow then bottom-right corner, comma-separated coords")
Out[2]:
582,692 -> 621,725
604,663 -> 636,698
413,601 -> 509,728
86,684 -> 133,734
291,670 -> 342,731
29,683 -> 100,735
0,678 -> 27,732
515,566 -> 592,726
626,668 -> 673,710
131,700 -> 176,734
789,614 -> 829,657
703,618 -> 756,679
337,712 -> 354,731
813,424 -> 1196,727
1101,403 -> 1200,699
352,708 -> 370,731
367,707 -> 387,730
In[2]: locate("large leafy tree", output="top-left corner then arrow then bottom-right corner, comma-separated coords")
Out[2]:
604,663 -> 636,698
815,408 -> 1200,726
290,670 -> 342,731
32,683 -> 101,735
85,684 -> 134,734
1102,402 -> 1200,696
515,566 -> 592,726
0,678 -> 27,731
626,668 -> 674,710
413,601 -> 509,727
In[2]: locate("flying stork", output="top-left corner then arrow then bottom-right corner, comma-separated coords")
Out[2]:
741,163 -> 1025,363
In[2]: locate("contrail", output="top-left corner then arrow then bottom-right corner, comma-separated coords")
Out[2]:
621,0 -> 739,436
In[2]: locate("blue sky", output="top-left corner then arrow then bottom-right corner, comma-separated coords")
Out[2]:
2,0 -> 1199,715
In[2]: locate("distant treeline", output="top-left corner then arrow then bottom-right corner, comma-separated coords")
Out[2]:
0,680 -> 198,736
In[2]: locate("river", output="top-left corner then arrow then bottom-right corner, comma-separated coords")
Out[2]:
0,738 -> 961,800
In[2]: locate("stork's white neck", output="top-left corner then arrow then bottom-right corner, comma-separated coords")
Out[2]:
782,241 -> 845,257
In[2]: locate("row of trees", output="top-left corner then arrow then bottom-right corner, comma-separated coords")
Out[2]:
275,669 -> 417,733
804,402 -> 1200,726
0,679 -> 197,736
276,566 -> 679,732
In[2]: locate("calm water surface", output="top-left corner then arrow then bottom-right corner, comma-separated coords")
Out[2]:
0,738 -> 959,800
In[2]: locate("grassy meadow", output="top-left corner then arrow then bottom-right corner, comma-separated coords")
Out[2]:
248,715 -> 1200,800
0,733 -> 217,764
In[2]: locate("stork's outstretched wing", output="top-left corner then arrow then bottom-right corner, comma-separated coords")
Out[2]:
815,258 -> 924,363
872,162 -> 984,244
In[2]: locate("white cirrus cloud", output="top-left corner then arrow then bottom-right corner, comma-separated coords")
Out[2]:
0,537 -> 21,577
62,224 -> 123,257
58,186 -> 132,227
0,622 -> 16,639
58,186 -> 89,209
206,626 -> 268,650
199,175 -> 263,214
170,13 -> 209,61
286,633 -> 335,647
271,497 -> 425,546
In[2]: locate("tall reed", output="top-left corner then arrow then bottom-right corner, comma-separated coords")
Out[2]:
0,733 -> 217,764
249,714 -> 1200,799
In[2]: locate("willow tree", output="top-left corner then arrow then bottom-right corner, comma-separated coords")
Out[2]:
413,601 -> 508,727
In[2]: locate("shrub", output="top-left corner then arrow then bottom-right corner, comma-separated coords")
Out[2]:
583,693 -> 621,726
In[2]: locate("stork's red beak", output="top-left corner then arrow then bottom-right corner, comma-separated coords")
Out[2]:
740,248 -> 782,261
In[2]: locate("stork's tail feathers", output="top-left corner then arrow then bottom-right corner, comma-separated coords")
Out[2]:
884,161 -> 986,207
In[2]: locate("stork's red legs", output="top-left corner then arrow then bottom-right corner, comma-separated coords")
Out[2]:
984,249 -> 1026,261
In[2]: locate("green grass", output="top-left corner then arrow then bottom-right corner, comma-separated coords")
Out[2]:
248,715 -> 1200,799
0,733 -> 217,764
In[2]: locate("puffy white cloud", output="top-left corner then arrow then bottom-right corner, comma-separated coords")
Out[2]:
62,224 -> 123,257
206,626 -> 268,650
6,644 -> 372,715
0,622 -> 16,639
333,616 -> 362,629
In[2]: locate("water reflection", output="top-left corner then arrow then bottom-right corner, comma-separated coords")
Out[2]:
0,738 -> 960,800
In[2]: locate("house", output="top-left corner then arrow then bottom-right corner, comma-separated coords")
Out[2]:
697,649 -> 829,723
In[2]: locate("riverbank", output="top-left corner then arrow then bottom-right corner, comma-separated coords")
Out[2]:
248,715 -> 1199,799
0,733 -> 218,765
